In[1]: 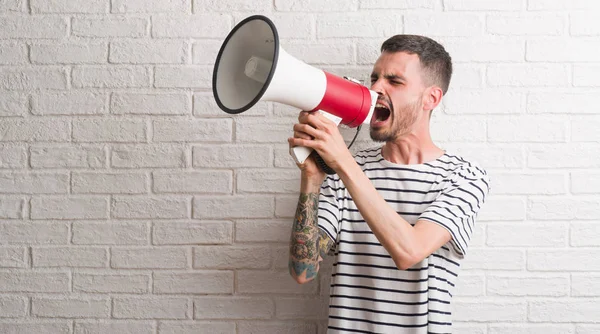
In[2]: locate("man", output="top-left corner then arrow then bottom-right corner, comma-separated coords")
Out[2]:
287,35 -> 490,333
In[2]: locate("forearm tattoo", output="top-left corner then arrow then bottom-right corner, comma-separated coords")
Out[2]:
289,192 -> 333,280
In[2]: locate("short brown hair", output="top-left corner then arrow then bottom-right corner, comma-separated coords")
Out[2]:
381,35 -> 452,94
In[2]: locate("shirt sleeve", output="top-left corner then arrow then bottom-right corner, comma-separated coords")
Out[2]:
317,175 -> 341,253
419,164 -> 491,257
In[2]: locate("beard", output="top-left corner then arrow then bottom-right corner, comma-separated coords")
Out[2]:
370,97 -> 422,142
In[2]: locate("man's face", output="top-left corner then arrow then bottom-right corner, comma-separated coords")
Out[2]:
369,51 -> 426,142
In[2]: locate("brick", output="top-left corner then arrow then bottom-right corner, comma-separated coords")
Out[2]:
0,67 -> 68,90
572,117 -> 600,142
72,66 -> 151,88
529,300 -> 600,322
72,172 -> 148,194
192,41 -> 223,65
575,64 -> 600,86
193,196 -> 274,219
0,271 -> 69,292
454,274 -> 484,297
0,321 -> 71,334
277,0 -> 357,10
74,273 -> 149,293
0,119 -> 69,142
159,321 -> 234,334
453,324 -> 486,334
0,42 -> 27,65
113,297 -> 187,319
153,221 -> 232,245
272,245 -> 290,269
449,64 -> 484,89
487,64 -> 568,87
572,274 -> 600,297
443,144 -> 524,168
111,145 -> 186,168
0,222 -> 68,244
0,16 -> 67,38
192,145 -> 271,168
528,144 -> 600,168
284,42 -> 354,65
477,196 -> 525,221
31,196 -> 109,220
32,92 -> 107,115
431,116 -> 486,142
72,222 -> 148,245
193,297 -> 273,319
487,274 -> 569,296
528,249 -> 600,271
570,222 -> 600,247
488,116 -> 566,142
488,14 -> 565,36
238,270 -> 317,294
275,297 -> 328,319
31,42 -> 107,64
153,171 -> 232,194
111,92 -> 189,115
0,296 -> 27,317
487,222 -> 567,247
256,14 -> 314,39
0,172 -> 69,194
528,38 -> 600,62
237,169 -> 299,194
274,145 -> 297,168
31,0 -> 108,12
572,172 -> 600,194
0,145 -> 26,168
195,0 -> 270,12
491,173 -> 565,195
441,38 -> 524,62
0,196 -> 23,219
33,247 -> 107,267
235,219 -> 291,243
32,297 -> 110,318
193,94 -> 267,117
0,93 -> 27,117
405,13 -> 482,36
454,300 -> 526,322
153,119 -> 232,142
528,0 -> 599,10
237,322 -> 316,334
236,118 -> 295,144
275,195 -> 297,218
193,246 -> 271,269
489,325 -> 574,334
528,197 -> 600,220
462,248 -> 525,270
73,119 -> 147,143
578,325 -> 600,334
0,247 -> 27,268
112,0 -> 190,13
318,13 -> 398,38
571,13 -> 600,36
528,92 -> 598,114
109,40 -> 187,64
153,271 -> 233,294
75,321 -> 155,334
152,14 -> 230,38
154,66 -> 211,88
111,247 -> 188,269
0,0 -> 24,12
30,146 -> 106,169
73,17 -> 148,37
443,0 -> 523,10
111,196 -> 188,219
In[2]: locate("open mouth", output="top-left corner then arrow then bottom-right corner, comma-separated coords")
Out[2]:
372,103 -> 391,124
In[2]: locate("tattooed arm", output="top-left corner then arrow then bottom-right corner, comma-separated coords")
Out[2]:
289,191 -> 334,284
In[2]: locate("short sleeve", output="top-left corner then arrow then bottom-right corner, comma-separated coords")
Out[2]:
419,164 -> 490,257
317,175 -> 341,252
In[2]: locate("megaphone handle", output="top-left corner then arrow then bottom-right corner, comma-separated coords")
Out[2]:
290,111 -> 342,165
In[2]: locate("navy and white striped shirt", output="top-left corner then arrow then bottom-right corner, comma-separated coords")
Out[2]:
318,146 -> 490,333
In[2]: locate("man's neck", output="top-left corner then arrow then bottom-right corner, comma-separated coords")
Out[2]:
381,134 -> 444,165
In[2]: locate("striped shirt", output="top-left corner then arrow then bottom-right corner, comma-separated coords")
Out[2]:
318,146 -> 490,333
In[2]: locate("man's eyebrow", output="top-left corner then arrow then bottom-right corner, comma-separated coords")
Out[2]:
370,73 -> 406,81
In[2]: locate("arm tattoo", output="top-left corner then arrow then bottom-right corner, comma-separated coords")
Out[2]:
289,192 -> 332,281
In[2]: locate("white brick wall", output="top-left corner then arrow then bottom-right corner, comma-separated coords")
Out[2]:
0,0 -> 598,333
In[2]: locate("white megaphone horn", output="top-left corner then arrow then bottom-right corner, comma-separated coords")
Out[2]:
212,15 -> 377,167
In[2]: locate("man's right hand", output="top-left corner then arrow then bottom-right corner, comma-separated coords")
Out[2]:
289,111 -> 326,186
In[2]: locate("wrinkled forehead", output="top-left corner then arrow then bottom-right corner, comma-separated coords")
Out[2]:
371,51 -> 424,83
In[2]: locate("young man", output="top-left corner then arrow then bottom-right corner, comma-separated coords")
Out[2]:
287,35 -> 490,333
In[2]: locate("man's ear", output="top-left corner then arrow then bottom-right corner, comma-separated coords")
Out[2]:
422,86 -> 444,112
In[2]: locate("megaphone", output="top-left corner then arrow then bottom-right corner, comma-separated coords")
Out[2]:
212,15 -> 377,167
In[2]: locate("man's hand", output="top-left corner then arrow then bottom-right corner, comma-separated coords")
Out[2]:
288,111 -> 354,174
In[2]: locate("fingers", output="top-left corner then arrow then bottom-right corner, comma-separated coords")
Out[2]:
293,123 -> 321,140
